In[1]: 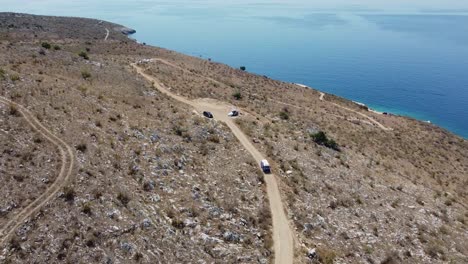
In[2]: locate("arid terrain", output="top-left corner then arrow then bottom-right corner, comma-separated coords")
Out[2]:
0,13 -> 467,264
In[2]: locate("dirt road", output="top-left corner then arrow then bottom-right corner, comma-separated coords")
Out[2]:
0,96 -> 74,246
104,28 -> 110,41
318,91 -> 392,131
132,62 -> 294,264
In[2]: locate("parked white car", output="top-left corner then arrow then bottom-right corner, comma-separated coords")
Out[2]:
228,110 -> 239,117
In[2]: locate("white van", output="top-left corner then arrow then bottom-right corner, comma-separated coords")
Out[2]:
260,160 -> 271,174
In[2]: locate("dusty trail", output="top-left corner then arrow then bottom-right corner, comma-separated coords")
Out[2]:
104,28 -> 110,41
132,62 -> 294,264
0,96 -> 74,246
318,91 -> 392,131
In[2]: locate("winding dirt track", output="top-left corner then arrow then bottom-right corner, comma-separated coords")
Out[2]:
104,28 -> 110,41
132,62 -> 294,264
318,91 -> 392,131
0,96 -> 74,246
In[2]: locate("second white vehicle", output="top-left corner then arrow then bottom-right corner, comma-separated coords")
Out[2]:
228,110 -> 239,117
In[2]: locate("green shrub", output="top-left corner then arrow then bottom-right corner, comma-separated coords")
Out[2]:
426,242 -> 445,259
240,66 -> 246,71
9,103 -> 19,116
233,91 -> 242,100
53,45 -> 61,50
76,143 -> 87,152
311,131 -> 327,144
279,111 -> 289,120
82,202 -> 92,215
117,192 -> 130,206
9,236 -> 21,251
10,74 -> 20,82
81,70 -> 91,79
208,134 -> 220,143
0,68 -> 5,80
310,131 -> 340,151
41,42 -> 51,49
171,219 -> 185,229
79,51 -> 89,60
63,186 -> 76,202
317,248 -> 337,264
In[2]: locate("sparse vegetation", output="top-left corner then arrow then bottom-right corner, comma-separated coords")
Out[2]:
9,236 -> 21,251
317,247 -> 337,264
41,42 -> 51,49
81,70 -> 91,79
82,202 -> 92,215
8,103 -> 20,116
63,186 -> 76,202
78,51 -> 89,60
1,13 -> 467,264
233,91 -> 242,100
10,74 -> 20,82
310,131 -> 339,151
426,241 -> 446,259
171,219 -> 185,229
76,143 -> 87,152
117,192 -> 130,206
279,111 -> 289,120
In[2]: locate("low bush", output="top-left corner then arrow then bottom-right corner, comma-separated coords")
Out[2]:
233,91 -> 242,100
310,131 -> 339,151
63,186 -> 76,202
82,203 -> 92,215
117,192 -> 130,206
317,247 -> 337,264
41,42 -> 51,49
279,111 -> 289,120
171,219 -> 185,229
208,134 -> 220,143
10,74 -> 20,82
81,70 -> 91,80
78,51 -> 89,60
240,66 -> 246,71
9,103 -> 19,116
76,143 -> 87,152
426,242 -> 445,259
9,236 -> 21,251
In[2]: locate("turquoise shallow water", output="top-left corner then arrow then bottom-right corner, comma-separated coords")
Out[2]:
3,1 -> 468,138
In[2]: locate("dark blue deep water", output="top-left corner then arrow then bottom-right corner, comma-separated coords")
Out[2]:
3,1 -> 468,138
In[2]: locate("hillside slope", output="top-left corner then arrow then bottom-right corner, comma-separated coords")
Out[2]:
0,13 -> 467,264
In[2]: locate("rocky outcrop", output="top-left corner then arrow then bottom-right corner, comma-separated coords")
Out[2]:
116,27 -> 136,35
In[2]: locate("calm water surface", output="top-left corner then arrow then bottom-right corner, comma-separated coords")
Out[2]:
3,1 -> 468,138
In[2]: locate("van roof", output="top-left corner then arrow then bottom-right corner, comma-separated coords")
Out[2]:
261,160 -> 270,166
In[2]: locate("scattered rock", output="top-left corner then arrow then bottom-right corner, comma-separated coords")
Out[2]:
120,242 -> 133,252
116,27 -> 136,35
223,231 -> 241,243
141,219 -> 152,229
184,218 -> 198,228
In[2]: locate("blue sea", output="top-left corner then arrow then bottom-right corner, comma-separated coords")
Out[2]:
3,1 -> 468,138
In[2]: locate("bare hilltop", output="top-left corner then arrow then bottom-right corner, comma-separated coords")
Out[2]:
0,13 -> 467,264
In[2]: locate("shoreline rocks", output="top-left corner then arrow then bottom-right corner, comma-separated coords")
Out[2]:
118,27 -> 136,35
